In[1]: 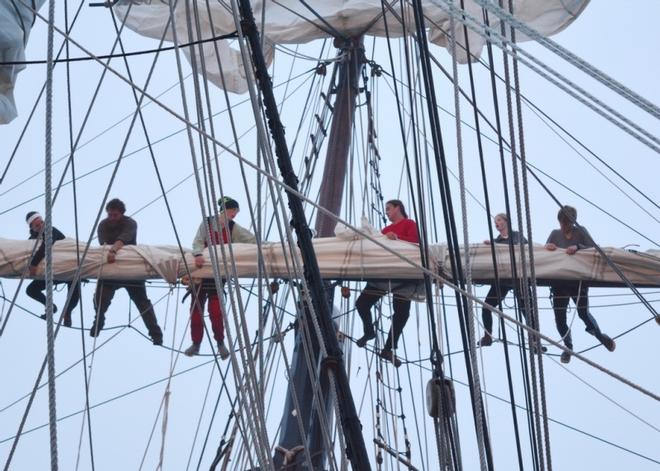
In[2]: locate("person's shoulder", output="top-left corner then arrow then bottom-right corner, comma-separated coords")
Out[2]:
403,218 -> 417,227
123,216 -> 137,225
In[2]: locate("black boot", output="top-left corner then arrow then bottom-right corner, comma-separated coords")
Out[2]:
89,316 -> 105,337
356,323 -> 376,348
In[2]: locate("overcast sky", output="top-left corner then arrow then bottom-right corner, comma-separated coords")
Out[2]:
0,1 -> 659,470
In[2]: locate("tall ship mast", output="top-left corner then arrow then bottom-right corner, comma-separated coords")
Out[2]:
0,1 -> 659,470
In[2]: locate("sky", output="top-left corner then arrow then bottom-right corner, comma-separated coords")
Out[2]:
0,1 -> 659,470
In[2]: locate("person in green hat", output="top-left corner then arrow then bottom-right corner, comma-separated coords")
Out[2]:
185,196 -> 256,358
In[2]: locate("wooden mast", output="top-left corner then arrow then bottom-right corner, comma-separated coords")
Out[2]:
273,37 -> 366,469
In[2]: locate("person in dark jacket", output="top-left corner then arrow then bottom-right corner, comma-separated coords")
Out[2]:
478,213 -> 533,348
89,198 -> 163,345
25,211 -> 80,327
545,205 -> 615,363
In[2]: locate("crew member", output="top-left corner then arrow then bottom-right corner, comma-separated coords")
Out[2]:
479,213 -> 532,347
184,196 -> 256,359
25,211 -> 80,327
90,198 -> 163,345
545,205 -> 615,363
354,199 -> 420,368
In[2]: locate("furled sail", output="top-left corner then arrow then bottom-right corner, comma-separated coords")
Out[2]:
1,235 -> 658,287
0,0 -> 46,124
114,0 -> 589,94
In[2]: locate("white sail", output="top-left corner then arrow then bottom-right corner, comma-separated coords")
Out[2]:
114,0 -> 589,93
0,0 -> 46,124
3,235 -> 658,287
0,0 -> 589,122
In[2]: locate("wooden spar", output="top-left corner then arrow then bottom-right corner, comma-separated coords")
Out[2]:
274,37 -> 366,469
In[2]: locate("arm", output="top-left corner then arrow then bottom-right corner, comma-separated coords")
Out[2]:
114,218 -> 136,247
30,227 -> 65,268
192,221 -> 207,268
30,235 -> 45,268
576,226 -> 596,250
545,231 -> 557,251
105,219 -> 135,264
231,223 -> 257,244
404,220 -> 420,244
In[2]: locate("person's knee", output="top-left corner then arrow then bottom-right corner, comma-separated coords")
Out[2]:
355,295 -> 371,314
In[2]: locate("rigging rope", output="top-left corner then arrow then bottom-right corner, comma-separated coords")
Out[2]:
44,0 -> 60,468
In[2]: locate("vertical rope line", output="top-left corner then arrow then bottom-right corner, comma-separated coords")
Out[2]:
64,0 -> 95,467
492,3 -> 546,467
449,4 -> 487,470
163,1 -> 265,465
504,1 -> 553,468
44,0 -> 59,468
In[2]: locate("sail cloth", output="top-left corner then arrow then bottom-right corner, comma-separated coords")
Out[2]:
0,0 -> 588,122
0,0 -> 46,124
1,236 -> 658,288
113,0 -> 589,94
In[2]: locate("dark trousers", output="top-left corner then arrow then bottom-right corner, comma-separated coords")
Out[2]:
551,283 -> 602,349
481,283 -> 531,334
26,279 -> 81,316
355,284 -> 411,351
93,280 -> 161,338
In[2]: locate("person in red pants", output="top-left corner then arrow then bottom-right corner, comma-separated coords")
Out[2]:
184,197 -> 256,358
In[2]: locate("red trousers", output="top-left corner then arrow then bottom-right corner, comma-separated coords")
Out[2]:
190,286 -> 224,344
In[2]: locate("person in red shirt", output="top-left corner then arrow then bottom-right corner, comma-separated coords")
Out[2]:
355,199 -> 419,367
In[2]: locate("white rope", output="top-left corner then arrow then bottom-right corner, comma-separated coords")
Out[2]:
44,0 -> 59,468
476,0 -> 660,121
449,4 -> 488,469
163,1 -> 269,466
432,0 -> 660,154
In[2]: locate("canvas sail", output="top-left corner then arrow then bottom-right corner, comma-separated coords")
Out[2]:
1,234 -> 657,287
113,0 -> 590,93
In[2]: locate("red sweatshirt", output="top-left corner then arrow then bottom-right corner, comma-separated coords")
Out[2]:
382,218 -> 419,243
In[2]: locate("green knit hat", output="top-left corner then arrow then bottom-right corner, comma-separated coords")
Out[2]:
218,196 -> 239,210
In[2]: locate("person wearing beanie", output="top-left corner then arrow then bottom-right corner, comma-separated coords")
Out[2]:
89,198 -> 164,346
185,196 -> 256,359
24,211 -> 80,327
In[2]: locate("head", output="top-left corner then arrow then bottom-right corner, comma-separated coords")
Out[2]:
218,196 -> 240,220
494,213 -> 509,234
385,199 -> 407,222
557,205 -> 577,231
105,198 -> 126,224
26,211 -> 44,233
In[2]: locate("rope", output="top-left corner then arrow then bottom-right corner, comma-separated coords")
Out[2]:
433,0 -> 660,154
476,0 -> 660,121
504,1 -> 554,467
44,0 -> 60,468
450,4 -> 487,469
0,32 -> 238,65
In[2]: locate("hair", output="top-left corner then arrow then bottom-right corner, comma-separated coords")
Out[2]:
386,199 -> 408,218
557,205 -> 577,226
105,198 -> 126,214
494,212 -> 509,223
25,211 -> 38,222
